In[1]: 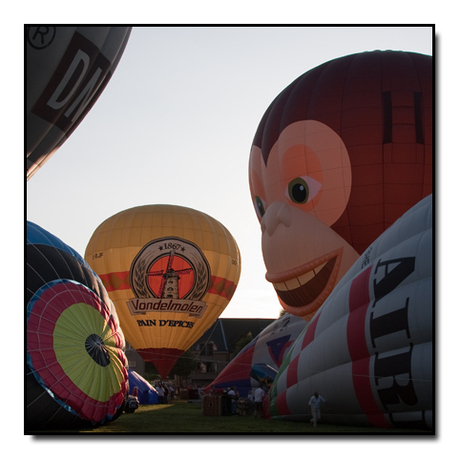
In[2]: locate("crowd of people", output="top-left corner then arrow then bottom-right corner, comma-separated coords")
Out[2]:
151,380 -> 326,425
205,385 -> 326,423
153,382 -> 175,404
202,383 -> 269,417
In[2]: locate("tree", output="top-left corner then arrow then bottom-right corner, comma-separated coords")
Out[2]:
233,332 -> 253,355
144,362 -> 161,382
170,348 -> 200,379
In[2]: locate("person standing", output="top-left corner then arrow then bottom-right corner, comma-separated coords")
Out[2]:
228,386 -> 239,415
156,383 -> 165,404
227,387 -> 236,414
253,385 -> 266,418
247,390 -> 254,415
308,392 -> 326,427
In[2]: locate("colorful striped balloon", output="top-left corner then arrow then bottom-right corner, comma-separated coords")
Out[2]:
26,221 -> 128,430
267,195 -> 432,430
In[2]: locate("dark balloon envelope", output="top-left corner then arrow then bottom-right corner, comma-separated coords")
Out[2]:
26,221 -> 129,430
26,26 -> 131,180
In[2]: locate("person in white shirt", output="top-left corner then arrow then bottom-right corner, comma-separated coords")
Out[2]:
247,390 -> 254,415
227,387 -> 237,414
254,385 -> 266,418
156,384 -> 165,404
308,392 -> 326,427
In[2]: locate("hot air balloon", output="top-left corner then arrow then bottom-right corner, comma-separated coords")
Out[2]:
26,26 -> 131,180
85,204 -> 241,379
26,221 -> 129,430
128,369 -> 159,405
206,313 -> 306,396
249,50 -> 432,321
267,195 -> 433,430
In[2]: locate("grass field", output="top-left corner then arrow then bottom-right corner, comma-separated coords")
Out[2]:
31,399 -> 428,435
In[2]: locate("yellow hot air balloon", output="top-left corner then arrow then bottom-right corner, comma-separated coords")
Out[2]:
85,205 -> 241,378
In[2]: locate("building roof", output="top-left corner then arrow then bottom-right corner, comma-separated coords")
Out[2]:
194,318 -> 275,352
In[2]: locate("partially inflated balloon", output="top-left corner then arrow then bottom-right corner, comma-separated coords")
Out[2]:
26,26 -> 131,180
26,221 -> 128,430
85,205 -> 241,378
267,195 -> 432,430
249,50 -> 432,320
206,314 -> 306,396
128,369 -> 159,405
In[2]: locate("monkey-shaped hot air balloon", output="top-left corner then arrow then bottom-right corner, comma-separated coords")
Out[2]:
249,50 -> 432,321
85,205 -> 241,379
26,221 -> 129,431
267,195 -> 433,430
26,26 -> 131,180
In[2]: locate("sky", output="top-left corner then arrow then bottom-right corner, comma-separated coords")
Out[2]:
26,25 -> 434,320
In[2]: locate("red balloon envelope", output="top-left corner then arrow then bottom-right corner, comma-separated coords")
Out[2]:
249,50 -> 432,320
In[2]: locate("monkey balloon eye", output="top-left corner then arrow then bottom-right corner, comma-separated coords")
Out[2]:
287,177 -> 309,204
254,196 -> 266,219
286,176 -> 321,204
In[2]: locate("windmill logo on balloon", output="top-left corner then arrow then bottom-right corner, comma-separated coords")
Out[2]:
128,237 -> 211,319
149,246 -> 193,300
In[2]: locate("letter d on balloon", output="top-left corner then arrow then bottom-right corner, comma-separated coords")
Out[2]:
47,50 -> 90,111
46,49 -> 105,124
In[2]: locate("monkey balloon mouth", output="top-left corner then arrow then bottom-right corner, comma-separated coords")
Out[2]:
265,249 -> 343,316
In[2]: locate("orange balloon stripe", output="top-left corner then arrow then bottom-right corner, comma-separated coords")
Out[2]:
99,271 -> 237,300
99,272 -> 130,292
207,276 -> 238,300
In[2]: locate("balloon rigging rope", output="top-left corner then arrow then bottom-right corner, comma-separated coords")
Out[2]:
192,319 -> 221,359
139,348 -> 433,384
27,246 -> 431,403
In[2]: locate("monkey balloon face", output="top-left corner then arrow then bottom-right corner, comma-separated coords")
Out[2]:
250,121 -> 359,320
249,51 -> 432,320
